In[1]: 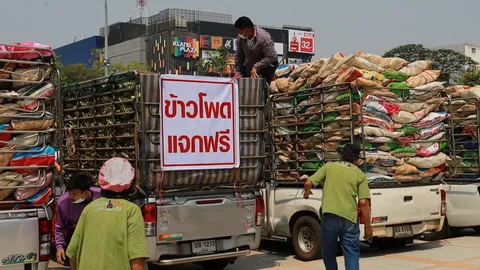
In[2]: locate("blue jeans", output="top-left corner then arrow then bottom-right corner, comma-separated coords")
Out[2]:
321,213 -> 360,270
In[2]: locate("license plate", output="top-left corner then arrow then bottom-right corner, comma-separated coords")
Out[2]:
192,240 -> 216,254
393,225 -> 413,238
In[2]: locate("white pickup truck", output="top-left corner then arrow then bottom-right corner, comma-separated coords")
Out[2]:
426,95 -> 480,239
261,182 -> 445,260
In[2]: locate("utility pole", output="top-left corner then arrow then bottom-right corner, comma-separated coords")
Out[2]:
104,0 -> 110,76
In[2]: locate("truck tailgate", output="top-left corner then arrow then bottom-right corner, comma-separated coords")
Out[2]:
370,184 -> 442,226
0,210 -> 39,267
157,192 -> 256,243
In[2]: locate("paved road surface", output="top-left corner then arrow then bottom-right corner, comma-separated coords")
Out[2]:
48,231 -> 480,270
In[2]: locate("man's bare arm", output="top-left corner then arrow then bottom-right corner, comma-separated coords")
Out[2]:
131,258 -> 145,270
70,259 -> 77,270
359,198 -> 372,241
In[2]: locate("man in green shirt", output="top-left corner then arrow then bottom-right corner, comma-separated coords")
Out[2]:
302,144 -> 372,270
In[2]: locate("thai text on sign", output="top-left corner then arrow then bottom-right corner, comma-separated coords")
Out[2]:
159,75 -> 240,170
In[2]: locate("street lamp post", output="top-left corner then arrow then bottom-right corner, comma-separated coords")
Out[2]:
104,0 -> 110,76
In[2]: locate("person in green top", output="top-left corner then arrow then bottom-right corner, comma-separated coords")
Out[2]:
302,144 -> 372,270
66,158 -> 149,270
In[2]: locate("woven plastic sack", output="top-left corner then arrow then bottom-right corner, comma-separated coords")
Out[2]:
399,60 -> 432,76
361,115 -> 395,131
420,165 -> 445,178
406,153 -> 450,169
358,69 -> 386,84
364,150 -> 403,166
393,175 -> 422,182
379,58 -> 409,70
391,111 -> 417,124
10,146 -> 55,173
354,78 -> 398,98
383,70 -> 409,82
7,133 -> 46,150
410,132 -> 446,149
289,64 -> 309,79
366,173 -> 394,184
11,65 -> 53,89
349,57 -> 384,73
411,112 -> 449,129
356,126 -> 404,139
318,53 -> 345,79
387,82 -> 410,97
0,108 -> 18,124
414,123 -> 444,140
0,172 -> 23,201
0,124 -> 12,147
11,112 -> 53,131
15,171 -> 53,200
364,107 -> 393,125
417,142 -> 446,157
391,146 -> 418,158
98,157 -> 135,193
336,67 -> 363,83
301,59 -> 327,79
406,70 -> 441,88
7,42 -> 52,60
388,163 -> 421,175
26,187 -> 52,204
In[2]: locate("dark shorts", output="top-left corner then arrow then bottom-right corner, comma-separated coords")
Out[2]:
241,62 -> 278,84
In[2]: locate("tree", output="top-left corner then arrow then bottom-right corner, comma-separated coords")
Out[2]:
457,67 -> 480,86
196,47 -> 231,76
383,44 -> 431,62
57,49 -> 152,84
428,49 -> 478,83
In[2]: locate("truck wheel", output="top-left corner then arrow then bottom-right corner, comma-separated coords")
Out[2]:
292,216 -> 322,261
198,258 -> 232,270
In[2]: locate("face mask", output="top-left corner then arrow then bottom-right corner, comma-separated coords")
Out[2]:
72,192 -> 86,204
238,30 -> 248,40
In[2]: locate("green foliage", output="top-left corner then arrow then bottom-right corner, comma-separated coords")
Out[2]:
383,44 -> 430,62
457,67 -> 480,86
196,47 -> 230,76
384,44 -> 478,83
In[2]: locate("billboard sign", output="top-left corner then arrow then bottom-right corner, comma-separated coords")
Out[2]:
288,30 -> 315,54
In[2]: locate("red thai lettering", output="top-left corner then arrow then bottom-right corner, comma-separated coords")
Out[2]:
167,129 -> 231,153
164,92 -> 232,119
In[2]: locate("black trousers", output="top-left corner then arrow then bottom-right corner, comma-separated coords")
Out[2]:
63,228 -> 75,266
241,62 -> 278,85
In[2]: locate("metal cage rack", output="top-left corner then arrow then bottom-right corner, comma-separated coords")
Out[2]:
268,83 -> 450,186
445,96 -> 480,182
0,43 -> 60,207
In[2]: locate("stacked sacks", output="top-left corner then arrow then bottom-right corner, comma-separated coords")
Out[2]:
444,85 -> 480,179
270,51 -> 449,184
0,43 -> 56,204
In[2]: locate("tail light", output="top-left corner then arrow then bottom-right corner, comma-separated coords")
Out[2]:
142,203 -> 157,237
441,189 -> 447,216
255,195 -> 265,227
38,218 -> 52,262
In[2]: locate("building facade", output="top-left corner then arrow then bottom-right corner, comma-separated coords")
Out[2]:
55,9 -> 315,74
54,36 -> 104,67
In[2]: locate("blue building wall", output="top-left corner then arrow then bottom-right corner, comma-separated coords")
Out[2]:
55,36 -> 103,67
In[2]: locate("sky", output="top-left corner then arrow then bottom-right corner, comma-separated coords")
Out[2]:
1,0 -> 479,58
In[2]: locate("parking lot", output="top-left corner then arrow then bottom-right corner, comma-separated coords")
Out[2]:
48,230 -> 480,270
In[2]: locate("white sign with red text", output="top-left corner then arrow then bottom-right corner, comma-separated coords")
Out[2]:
159,75 -> 240,171
288,30 -> 315,54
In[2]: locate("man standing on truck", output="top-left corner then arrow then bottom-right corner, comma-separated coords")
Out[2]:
233,16 -> 278,84
55,173 -> 101,266
302,144 -> 372,270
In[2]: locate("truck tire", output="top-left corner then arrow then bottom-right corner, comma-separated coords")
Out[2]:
473,227 -> 480,234
198,258 -> 231,270
292,216 -> 322,261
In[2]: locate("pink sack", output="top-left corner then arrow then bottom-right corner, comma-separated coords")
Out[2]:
7,42 -> 52,60
15,171 -> 53,200
19,83 -> 54,110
